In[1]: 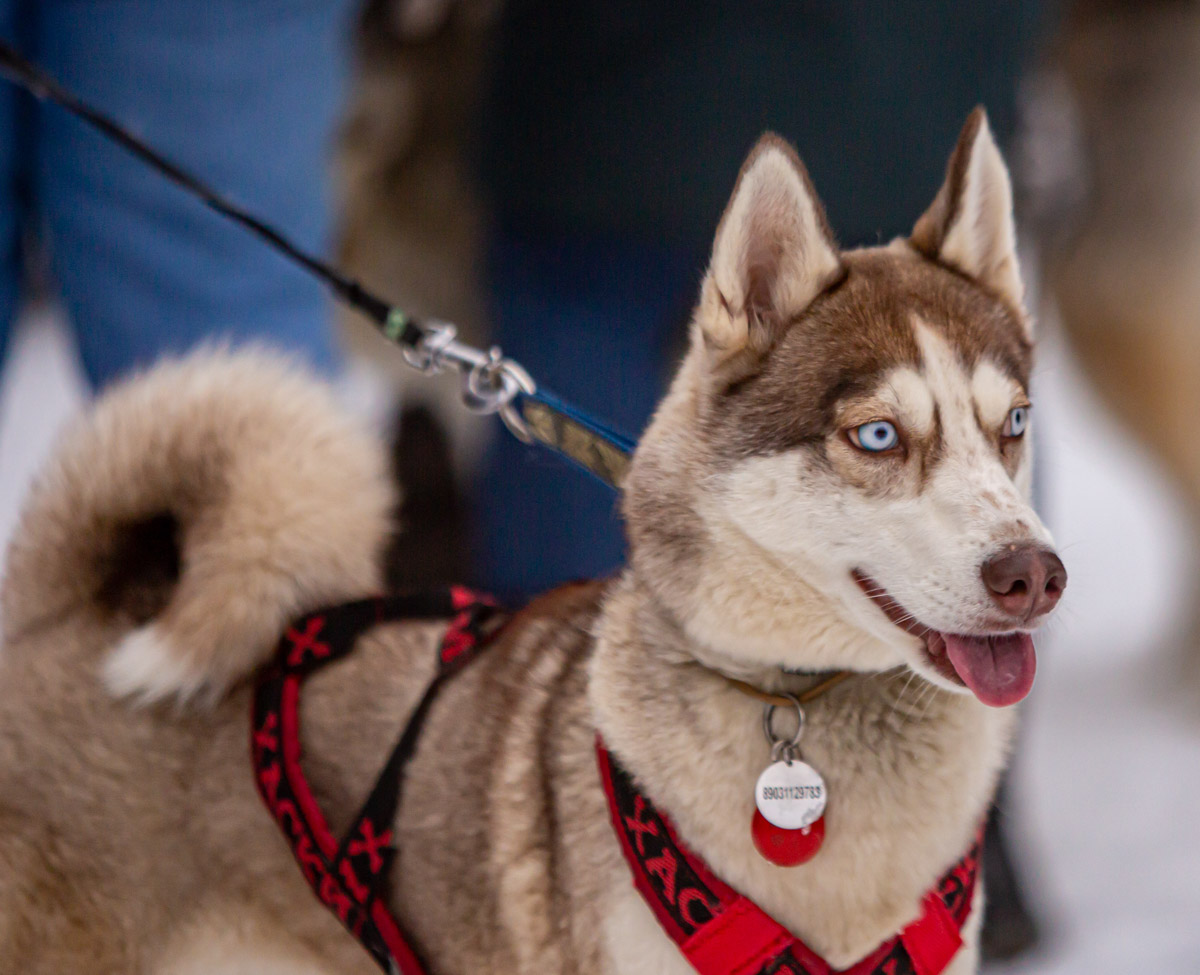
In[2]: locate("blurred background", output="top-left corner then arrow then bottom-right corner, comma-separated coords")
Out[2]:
1,0 -> 1199,971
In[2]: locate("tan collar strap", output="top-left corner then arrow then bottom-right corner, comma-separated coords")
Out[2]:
724,670 -> 852,708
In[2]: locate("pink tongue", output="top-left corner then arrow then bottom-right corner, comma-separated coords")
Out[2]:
943,632 -> 1037,707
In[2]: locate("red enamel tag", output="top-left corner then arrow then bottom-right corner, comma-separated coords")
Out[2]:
751,810 -> 825,866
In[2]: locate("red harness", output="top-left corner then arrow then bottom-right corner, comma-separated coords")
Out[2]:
596,746 -> 980,975
251,588 -> 504,974
252,593 -> 979,975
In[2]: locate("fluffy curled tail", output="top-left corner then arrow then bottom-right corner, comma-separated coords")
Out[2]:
1,349 -> 394,704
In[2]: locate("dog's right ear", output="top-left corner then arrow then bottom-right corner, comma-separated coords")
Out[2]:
911,108 -> 1024,311
699,134 -> 842,364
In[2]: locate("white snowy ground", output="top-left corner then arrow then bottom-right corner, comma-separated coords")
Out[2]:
1,305 -> 1198,972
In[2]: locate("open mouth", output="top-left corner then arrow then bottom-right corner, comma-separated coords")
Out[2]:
852,572 -> 1036,707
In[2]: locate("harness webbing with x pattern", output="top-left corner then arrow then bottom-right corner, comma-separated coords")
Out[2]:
251,588 -> 504,973
596,745 -> 981,975
253,592 -> 979,975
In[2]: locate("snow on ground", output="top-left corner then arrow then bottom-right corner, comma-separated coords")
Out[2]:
0,305 -> 85,565
1,304 -> 1198,972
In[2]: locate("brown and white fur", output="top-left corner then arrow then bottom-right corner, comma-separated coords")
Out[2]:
0,110 -> 1063,975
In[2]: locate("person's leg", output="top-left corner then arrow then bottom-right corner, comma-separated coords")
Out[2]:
35,0 -> 356,388
0,0 -> 31,368
473,229 -> 696,601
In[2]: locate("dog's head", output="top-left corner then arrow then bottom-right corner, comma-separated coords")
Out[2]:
625,110 -> 1065,707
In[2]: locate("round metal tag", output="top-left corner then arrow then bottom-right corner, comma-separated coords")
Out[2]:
754,759 -> 827,830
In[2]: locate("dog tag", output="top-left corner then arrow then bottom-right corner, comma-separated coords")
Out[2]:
755,759 -> 826,829
752,809 -> 825,866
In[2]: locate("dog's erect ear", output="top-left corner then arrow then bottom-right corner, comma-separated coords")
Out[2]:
912,108 -> 1024,310
700,134 -> 842,361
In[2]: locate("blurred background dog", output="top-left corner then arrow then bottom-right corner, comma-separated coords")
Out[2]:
1042,0 -> 1200,693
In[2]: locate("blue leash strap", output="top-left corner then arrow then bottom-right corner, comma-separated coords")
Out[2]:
520,389 -> 635,489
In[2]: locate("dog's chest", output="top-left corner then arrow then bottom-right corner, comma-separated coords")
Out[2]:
596,839 -> 986,975
601,887 -> 701,975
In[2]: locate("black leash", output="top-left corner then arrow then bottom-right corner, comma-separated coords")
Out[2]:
0,41 -> 634,487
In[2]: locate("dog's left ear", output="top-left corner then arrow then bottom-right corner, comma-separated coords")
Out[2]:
700,133 -> 842,363
912,108 -> 1024,311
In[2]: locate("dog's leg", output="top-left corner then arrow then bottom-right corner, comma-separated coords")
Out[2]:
601,889 -> 697,975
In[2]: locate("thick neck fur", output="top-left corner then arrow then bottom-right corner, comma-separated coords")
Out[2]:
589,570 -> 1013,967
600,345 -> 1014,965
622,344 -> 907,678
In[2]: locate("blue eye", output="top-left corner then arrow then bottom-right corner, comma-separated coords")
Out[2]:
851,420 -> 900,453
1004,406 -> 1029,438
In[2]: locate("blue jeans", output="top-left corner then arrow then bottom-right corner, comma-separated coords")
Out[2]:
473,229 -> 698,601
0,0 -> 353,387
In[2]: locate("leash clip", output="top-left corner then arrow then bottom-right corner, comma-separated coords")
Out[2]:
400,320 -> 459,374
463,347 -> 536,443
400,321 -> 536,442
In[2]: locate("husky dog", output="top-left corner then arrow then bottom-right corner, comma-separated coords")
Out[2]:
0,109 -> 1064,975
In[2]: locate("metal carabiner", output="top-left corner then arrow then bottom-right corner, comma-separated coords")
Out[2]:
762,693 -> 806,765
400,320 -> 458,374
462,348 -> 536,442
398,324 -> 537,443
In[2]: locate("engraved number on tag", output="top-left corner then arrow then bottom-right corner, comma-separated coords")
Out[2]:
755,760 -> 826,830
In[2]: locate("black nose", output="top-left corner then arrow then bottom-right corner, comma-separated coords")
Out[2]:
981,544 -> 1067,622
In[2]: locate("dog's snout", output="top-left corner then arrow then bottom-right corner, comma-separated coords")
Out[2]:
980,544 -> 1066,622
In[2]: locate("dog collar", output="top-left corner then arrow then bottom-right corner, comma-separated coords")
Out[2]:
597,742 -> 981,975
723,670 -> 853,709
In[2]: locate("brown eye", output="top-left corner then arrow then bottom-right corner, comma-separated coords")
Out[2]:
1003,406 -> 1029,439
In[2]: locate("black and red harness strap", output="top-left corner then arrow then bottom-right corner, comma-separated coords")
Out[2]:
596,744 -> 981,975
253,590 -> 980,975
251,587 -> 504,974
